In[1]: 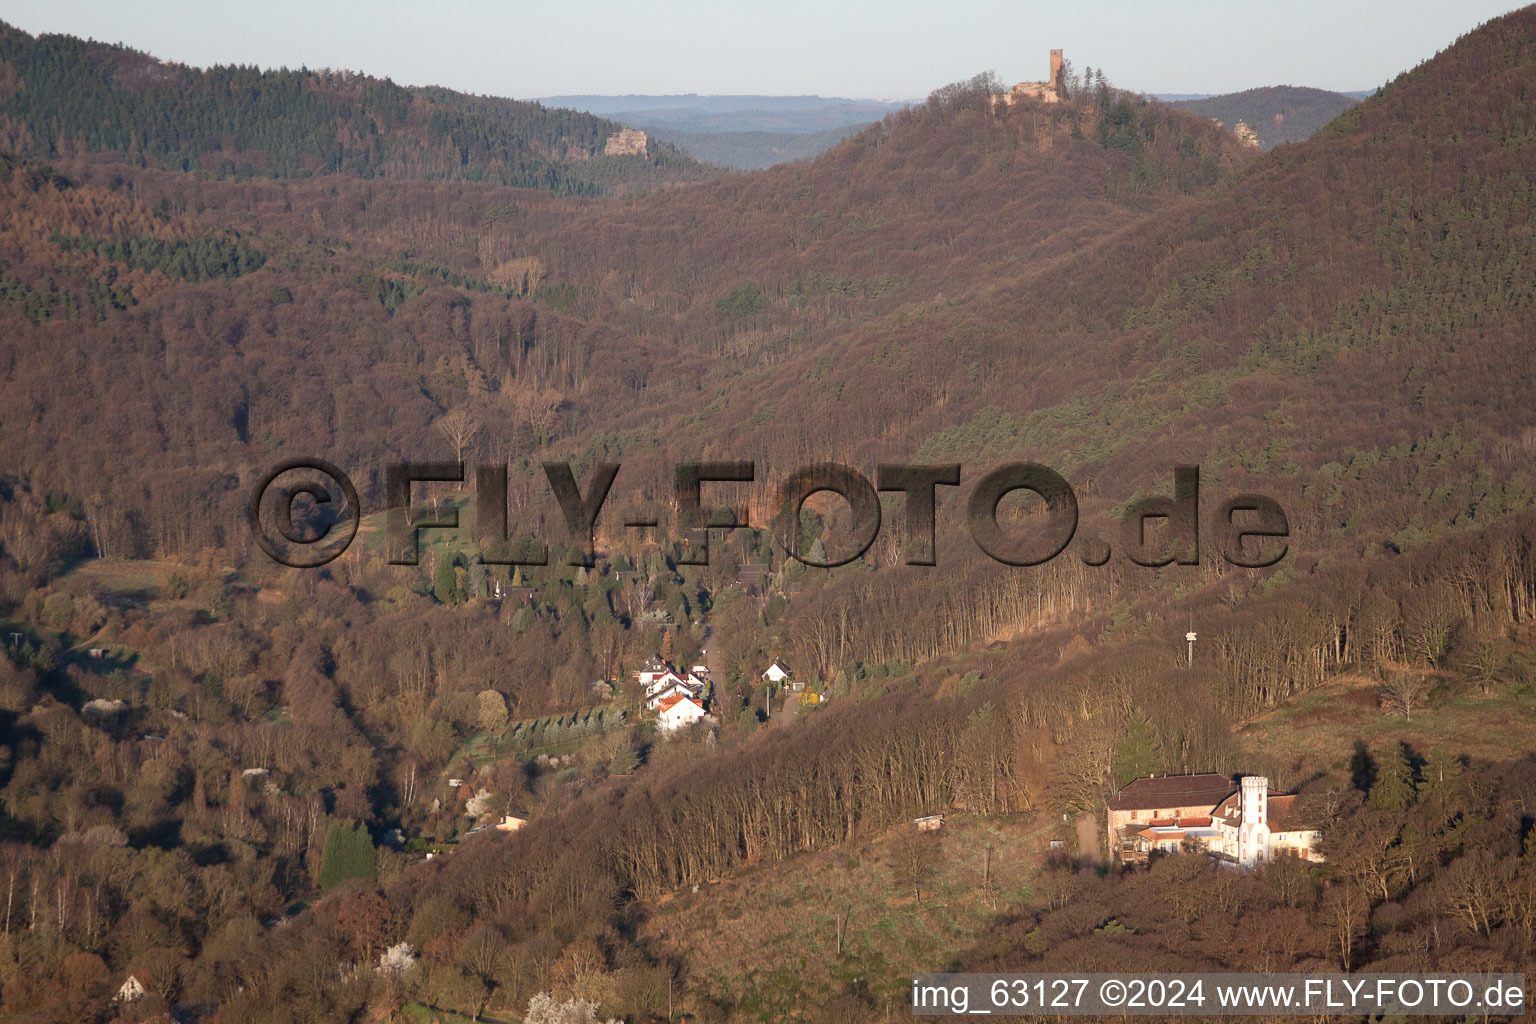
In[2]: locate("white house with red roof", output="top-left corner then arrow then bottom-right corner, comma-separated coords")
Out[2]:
656,693 -> 708,731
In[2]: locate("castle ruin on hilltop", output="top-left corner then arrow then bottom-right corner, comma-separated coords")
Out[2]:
995,49 -> 1064,107
1232,121 -> 1262,148
1205,117 -> 1265,150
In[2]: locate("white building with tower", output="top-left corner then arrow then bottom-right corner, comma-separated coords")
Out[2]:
1107,773 -> 1322,868
1235,775 -> 1270,867
1208,775 -> 1322,868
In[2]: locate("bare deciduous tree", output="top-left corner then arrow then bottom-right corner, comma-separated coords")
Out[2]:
436,407 -> 480,464
890,828 -> 943,902
1379,671 -> 1430,721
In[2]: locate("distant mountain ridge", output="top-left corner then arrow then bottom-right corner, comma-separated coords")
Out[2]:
538,93 -> 910,118
539,94 -> 910,169
0,22 -> 712,194
607,103 -> 893,134
639,123 -> 871,171
1171,84 -> 1360,148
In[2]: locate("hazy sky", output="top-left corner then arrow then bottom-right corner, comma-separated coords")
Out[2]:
3,1 -> 1524,100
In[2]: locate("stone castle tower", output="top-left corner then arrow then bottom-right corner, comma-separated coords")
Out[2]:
1049,48 -> 1063,90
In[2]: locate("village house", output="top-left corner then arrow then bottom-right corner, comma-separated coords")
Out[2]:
656,693 -> 708,731
114,972 -> 149,1002
1107,773 -> 1322,868
762,659 -> 791,685
495,812 -> 528,832
644,668 -> 683,692
643,668 -> 706,710
635,656 -> 672,690
737,562 -> 772,596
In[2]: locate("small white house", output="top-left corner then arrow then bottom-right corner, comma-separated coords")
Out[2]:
114,973 -> 148,1002
656,694 -> 707,731
762,660 -> 791,684
495,812 -> 528,832
636,656 -> 673,689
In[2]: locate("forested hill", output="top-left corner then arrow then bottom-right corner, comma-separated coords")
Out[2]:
0,22 -> 713,194
648,3 -> 1536,563
0,69 -> 1258,560
1172,85 -> 1359,148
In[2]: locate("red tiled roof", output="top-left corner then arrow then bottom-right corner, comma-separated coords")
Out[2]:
1137,827 -> 1186,841
1106,773 -> 1236,811
1268,794 -> 1299,829
1139,813 -> 1215,832
657,694 -> 701,713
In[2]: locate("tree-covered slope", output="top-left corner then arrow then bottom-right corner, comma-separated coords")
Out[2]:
0,71 -> 1256,559
654,6 -> 1536,556
0,22 -> 713,194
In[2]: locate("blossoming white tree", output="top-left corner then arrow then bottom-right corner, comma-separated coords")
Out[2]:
377,942 -> 417,976
522,992 -> 621,1024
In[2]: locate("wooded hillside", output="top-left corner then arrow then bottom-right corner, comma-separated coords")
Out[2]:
1,8 -> 1535,1023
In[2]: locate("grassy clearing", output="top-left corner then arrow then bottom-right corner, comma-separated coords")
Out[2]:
356,493 -> 474,557
63,557 -> 179,596
639,812 -> 1057,1015
1235,672 -> 1536,780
